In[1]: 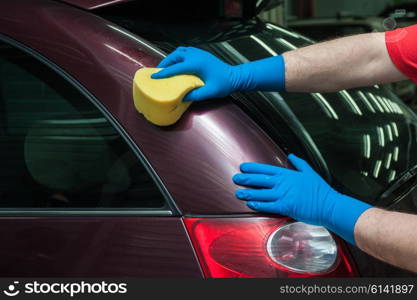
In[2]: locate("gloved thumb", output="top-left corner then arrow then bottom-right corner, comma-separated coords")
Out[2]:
288,154 -> 315,173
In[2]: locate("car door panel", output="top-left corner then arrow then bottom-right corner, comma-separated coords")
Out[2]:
0,217 -> 201,277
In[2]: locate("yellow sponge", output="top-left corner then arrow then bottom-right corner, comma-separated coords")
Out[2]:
133,68 -> 204,126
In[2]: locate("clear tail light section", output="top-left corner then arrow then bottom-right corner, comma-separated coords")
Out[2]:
183,217 -> 358,278
266,222 -> 338,274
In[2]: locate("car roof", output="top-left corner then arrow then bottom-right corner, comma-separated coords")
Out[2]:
0,0 -> 289,214
55,0 -> 133,10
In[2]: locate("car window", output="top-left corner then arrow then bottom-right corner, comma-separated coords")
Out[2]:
0,41 -> 165,209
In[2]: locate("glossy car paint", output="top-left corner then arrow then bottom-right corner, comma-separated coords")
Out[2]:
57,0 -> 132,10
0,0 -> 290,214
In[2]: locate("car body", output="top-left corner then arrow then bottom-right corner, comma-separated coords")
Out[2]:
0,0 -> 416,277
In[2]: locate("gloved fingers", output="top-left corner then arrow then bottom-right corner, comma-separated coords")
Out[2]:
151,63 -> 192,79
156,47 -> 187,68
247,201 -> 284,214
240,162 -> 291,176
183,86 -> 210,102
288,154 -> 315,173
232,173 -> 275,188
235,189 -> 277,202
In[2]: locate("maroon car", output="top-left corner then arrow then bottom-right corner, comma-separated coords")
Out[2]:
0,0 -> 416,277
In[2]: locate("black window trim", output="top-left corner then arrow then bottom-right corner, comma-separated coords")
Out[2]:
0,33 -> 179,217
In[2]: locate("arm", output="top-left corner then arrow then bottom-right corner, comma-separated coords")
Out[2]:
152,32 -> 406,101
355,208 -> 417,273
284,32 -> 407,93
233,154 -> 417,273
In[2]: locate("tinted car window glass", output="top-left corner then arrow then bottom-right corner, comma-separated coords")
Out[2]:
0,41 -> 165,209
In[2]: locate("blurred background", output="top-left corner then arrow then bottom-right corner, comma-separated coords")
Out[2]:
258,0 -> 417,109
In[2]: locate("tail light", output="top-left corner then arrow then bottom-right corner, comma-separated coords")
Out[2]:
184,217 -> 358,278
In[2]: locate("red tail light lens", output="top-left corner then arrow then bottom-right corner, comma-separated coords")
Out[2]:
184,217 -> 358,278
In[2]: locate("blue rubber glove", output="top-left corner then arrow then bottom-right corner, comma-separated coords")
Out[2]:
232,154 -> 372,245
151,46 -> 285,102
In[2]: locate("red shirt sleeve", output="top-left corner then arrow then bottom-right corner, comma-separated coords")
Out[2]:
385,24 -> 417,83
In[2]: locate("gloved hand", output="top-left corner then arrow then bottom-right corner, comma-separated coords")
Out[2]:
151,46 -> 285,102
232,154 -> 372,245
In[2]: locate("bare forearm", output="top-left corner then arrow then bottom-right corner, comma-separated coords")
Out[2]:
355,208 -> 417,273
283,32 -> 406,93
